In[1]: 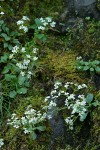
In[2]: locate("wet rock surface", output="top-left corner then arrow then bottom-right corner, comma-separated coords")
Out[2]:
49,0 -> 100,34
93,74 -> 100,90
48,114 -> 66,150
58,0 -> 100,33
47,96 -> 66,150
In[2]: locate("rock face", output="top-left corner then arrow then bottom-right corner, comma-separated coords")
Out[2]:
74,0 -> 100,18
93,74 -> 100,90
59,0 -> 100,32
74,0 -> 96,7
48,113 -> 66,150
48,97 -> 66,150
61,0 -> 100,20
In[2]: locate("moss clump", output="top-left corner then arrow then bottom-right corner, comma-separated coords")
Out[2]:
39,48 -> 85,83
91,91 -> 100,144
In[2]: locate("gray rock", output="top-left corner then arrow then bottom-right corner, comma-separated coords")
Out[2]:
47,98 -> 66,150
74,0 -> 96,7
60,0 -> 100,20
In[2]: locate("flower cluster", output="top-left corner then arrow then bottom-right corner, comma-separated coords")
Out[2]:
7,113 -> 21,129
7,105 -> 46,135
17,16 -> 30,32
44,81 -> 89,130
0,12 -> 4,15
76,56 -> 82,60
0,138 -> 4,148
9,45 -> 38,79
37,17 -> 56,31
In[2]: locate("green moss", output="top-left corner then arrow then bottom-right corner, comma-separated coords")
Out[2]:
97,0 -> 100,10
4,128 -> 19,150
24,0 -> 63,19
2,125 -> 50,150
39,48 -> 85,83
91,106 -> 100,144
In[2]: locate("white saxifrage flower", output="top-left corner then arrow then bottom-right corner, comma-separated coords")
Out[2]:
33,56 -> 38,61
16,62 -> 23,69
21,47 -> 26,52
82,84 -> 87,88
76,56 -> 82,60
68,94 -> 75,100
40,17 -> 45,22
50,21 -> 56,27
22,16 -> 30,21
12,45 -> 19,53
43,22 -> 48,26
0,138 -> 4,148
20,71 -> 25,76
17,20 -> 24,25
27,71 -> 33,78
48,101 -> 57,109
0,12 -> 4,15
46,17 -> 52,22
9,54 -> 14,59
17,16 -> 29,33
26,54 -> 31,59
23,128 -> 30,134
54,81 -> 62,89
19,25 -> 28,32
77,85 -> 83,89
38,26 -> 45,30
33,48 -> 38,53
